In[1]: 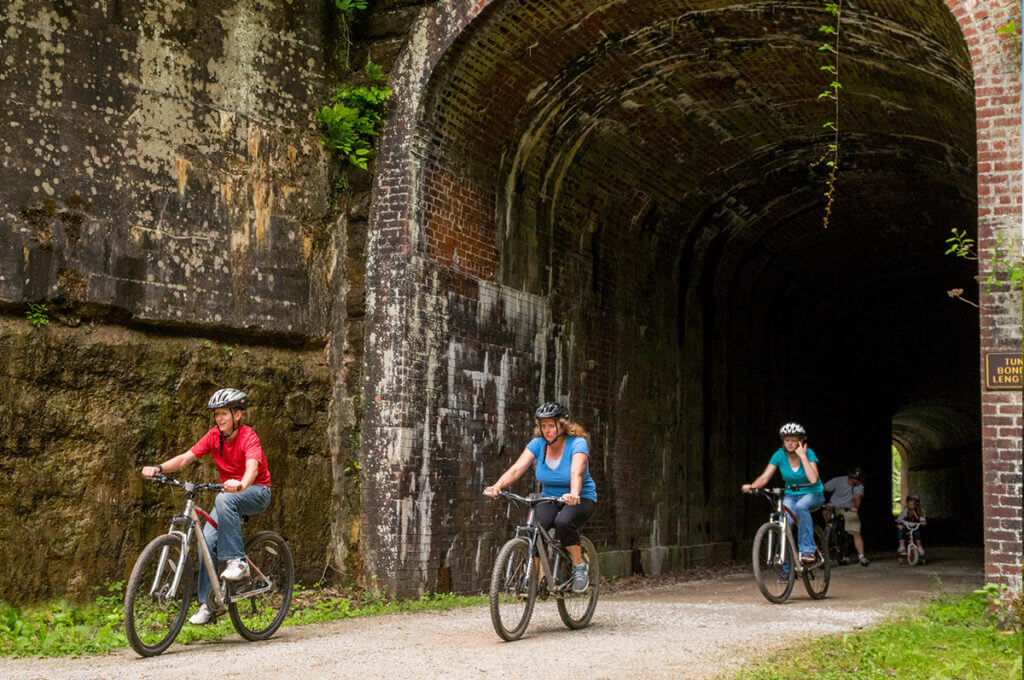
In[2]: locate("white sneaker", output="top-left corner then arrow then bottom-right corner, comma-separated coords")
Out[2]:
220,558 -> 250,581
189,604 -> 213,625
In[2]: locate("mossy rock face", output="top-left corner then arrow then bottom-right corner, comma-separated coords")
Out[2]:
0,319 -> 335,604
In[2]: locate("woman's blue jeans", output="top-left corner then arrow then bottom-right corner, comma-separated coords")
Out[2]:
197,485 -> 271,604
784,492 -> 825,555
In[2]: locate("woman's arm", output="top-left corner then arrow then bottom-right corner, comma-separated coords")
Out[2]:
562,452 -> 588,505
742,463 -> 778,492
796,443 -> 818,484
484,448 -> 536,496
224,458 -> 260,492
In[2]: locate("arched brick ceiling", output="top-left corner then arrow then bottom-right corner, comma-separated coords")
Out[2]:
419,0 -> 975,294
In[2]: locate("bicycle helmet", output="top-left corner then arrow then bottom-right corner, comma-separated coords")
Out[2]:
778,422 -> 806,438
207,388 -> 249,411
534,402 -> 569,420
847,467 -> 863,481
907,493 -> 920,502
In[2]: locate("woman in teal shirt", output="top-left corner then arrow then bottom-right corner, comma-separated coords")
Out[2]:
485,402 -> 596,592
742,422 -> 824,562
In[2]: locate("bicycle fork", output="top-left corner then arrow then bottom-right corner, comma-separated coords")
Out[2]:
151,499 -> 228,612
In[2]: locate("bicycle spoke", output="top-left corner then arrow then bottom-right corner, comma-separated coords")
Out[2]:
124,535 -> 192,657
228,532 -> 294,641
489,539 -> 535,640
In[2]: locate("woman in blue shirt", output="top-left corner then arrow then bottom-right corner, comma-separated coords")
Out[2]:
742,422 -> 825,562
485,402 -> 597,592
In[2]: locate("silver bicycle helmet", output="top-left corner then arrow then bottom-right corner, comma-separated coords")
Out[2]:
207,388 -> 249,411
534,402 -> 569,420
778,422 -> 806,438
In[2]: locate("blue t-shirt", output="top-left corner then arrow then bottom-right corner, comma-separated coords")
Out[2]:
526,436 -> 597,502
768,448 -> 824,496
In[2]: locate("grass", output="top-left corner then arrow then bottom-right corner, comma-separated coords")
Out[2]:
0,582 -> 486,657
728,588 -> 1023,680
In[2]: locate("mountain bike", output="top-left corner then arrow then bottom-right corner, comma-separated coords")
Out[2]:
822,505 -> 854,566
123,474 -> 293,656
898,520 -> 925,566
487,491 -> 599,641
746,485 -> 830,604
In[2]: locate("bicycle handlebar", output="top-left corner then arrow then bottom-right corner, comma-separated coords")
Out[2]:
485,490 -> 565,506
149,473 -> 224,493
744,482 -> 816,496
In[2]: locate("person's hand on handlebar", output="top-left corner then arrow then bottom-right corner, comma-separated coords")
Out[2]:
142,465 -> 162,478
741,483 -> 755,493
483,486 -> 500,498
560,492 -> 580,506
223,478 -> 244,493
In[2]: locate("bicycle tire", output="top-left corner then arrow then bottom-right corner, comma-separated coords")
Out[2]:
489,538 -> 536,641
802,526 -> 831,599
556,536 -> 599,629
907,543 -> 920,566
227,531 -> 294,641
752,522 -> 795,604
825,522 -> 842,567
124,534 -> 192,657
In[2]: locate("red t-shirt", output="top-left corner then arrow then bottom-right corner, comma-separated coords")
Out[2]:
191,425 -> 271,487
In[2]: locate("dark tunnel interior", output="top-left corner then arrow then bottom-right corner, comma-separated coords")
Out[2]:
415,0 -> 981,555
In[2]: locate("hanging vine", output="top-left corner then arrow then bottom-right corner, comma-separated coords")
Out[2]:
811,1 -> 843,229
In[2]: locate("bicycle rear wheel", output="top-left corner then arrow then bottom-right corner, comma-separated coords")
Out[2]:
556,537 -> 599,629
489,538 -> 536,641
802,526 -> 831,599
228,531 -> 294,641
752,522 -> 795,604
124,534 -> 192,657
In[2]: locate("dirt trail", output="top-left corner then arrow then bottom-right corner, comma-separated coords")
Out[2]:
3,549 -> 984,680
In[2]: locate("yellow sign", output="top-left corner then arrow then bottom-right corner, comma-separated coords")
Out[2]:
985,352 -> 1023,390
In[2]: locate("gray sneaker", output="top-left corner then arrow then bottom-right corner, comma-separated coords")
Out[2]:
189,603 -> 213,625
571,563 -> 589,592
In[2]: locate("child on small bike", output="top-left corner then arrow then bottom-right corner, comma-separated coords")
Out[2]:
895,493 -> 926,557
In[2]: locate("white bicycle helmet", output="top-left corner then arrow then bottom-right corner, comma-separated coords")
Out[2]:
779,422 -> 806,438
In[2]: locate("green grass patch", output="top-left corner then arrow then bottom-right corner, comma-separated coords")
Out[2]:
728,589 -> 1023,680
0,582 -> 486,658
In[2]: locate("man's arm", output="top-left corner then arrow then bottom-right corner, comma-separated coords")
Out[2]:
224,458 -> 260,492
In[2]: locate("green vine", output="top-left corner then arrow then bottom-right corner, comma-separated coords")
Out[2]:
317,62 -> 392,170
945,228 -> 1024,305
812,0 -> 843,229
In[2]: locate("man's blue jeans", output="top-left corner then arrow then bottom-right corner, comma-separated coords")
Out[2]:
197,484 -> 271,604
784,492 -> 825,555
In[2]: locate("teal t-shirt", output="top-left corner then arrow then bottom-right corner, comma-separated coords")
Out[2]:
769,447 -> 824,496
527,436 -> 597,502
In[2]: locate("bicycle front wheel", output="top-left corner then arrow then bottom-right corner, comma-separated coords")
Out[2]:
556,536 -> 599,629
752,522 -> 795,604
907,544 -> 921,566
489,538 -> 536,641
802,526 -> 831,599
124,533 -> 192,657
228,531 -> 294,641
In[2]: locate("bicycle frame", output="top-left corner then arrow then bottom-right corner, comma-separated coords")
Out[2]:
759,488 -> 811,575
150,476 -> 274,613
504,494 -> 575,596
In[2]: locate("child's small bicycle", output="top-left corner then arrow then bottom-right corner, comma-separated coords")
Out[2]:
123,474 -> 293,656
898,520 -> 925,566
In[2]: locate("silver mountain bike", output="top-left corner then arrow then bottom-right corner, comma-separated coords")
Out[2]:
123,474 -> 293,656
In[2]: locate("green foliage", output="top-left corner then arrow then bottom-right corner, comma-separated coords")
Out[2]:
946,228 -> 1024,294
730,589 -> 1023,680
25,302 -> 50,329
890,444 -> 902,515
317,62 -> 392,170
0,580 -> 484,657
973,583 -> 1023,632
997,19 -> 1021,53
334,0 -> 368,21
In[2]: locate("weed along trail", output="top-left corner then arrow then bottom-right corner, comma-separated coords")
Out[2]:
2,550 -> 984,680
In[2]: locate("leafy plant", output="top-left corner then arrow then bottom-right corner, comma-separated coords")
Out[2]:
945,228 -> 1024,298
25,302 -> 50,329
811,1 -> 843,229
318,62 -> 392,170
334,0 -> 368,21
974,582 -> 1023,632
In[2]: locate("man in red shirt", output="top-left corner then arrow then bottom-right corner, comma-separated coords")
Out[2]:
141,388 -> 271,625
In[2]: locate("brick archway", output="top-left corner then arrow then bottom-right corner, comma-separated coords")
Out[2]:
363,0 -> 1021,595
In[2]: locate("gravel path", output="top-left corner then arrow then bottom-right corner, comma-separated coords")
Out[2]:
3,549 -> 984,680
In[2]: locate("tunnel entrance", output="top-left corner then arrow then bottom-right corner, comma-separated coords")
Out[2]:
361,0 -> 1006,595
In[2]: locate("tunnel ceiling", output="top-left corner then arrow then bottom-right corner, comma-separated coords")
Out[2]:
418,0 -> 976,297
